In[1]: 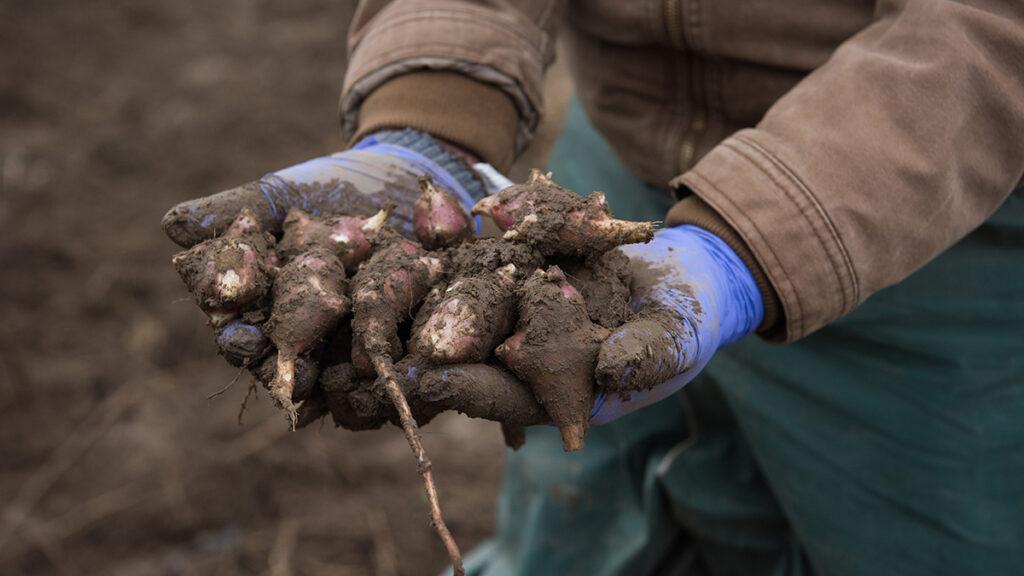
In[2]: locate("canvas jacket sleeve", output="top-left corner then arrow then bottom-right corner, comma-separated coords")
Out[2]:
669,0 -> 1024,341
339,0 -> 565,171
341,0 -> 1024,343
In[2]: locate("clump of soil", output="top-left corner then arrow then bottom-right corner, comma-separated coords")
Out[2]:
561,248 -> 633,329
495,266 -> 610,451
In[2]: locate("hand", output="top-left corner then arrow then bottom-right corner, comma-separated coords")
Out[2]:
320,226 -> 764,433
315,360 -> 548,431
166,130 -> 485,398
589,225 -> 764,424
160,131 -> 480,248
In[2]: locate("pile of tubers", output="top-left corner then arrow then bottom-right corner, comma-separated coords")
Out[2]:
171,170 -> 654,573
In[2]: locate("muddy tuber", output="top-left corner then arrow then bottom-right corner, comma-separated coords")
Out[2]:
278,206 -> 390,268
415,263 -> 519,364
171,207 -> 276,327
413,178 -> 473,250
266,248 -> 349,427
472,169 -> 654,258
496,266 -> 610,451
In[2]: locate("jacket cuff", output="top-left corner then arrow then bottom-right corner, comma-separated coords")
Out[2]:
667,196 -> 782,336
341,2 -> 548,163
350,72 -> 520,171
671,132 -> 858,342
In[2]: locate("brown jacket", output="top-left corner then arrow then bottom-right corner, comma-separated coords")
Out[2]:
340,0 -> 1024,341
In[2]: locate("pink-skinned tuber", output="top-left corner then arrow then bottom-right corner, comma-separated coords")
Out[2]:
348,233 -> 462,574
413,178 -> 473,250
350,233 -> 446,367
414,264 -> 519,364
278,206 -> 390,269
266,247 -> 349,427
472,169 -> 654,258
172,207 -> 277,327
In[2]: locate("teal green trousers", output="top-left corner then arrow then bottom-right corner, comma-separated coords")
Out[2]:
463,100 -> 1024,576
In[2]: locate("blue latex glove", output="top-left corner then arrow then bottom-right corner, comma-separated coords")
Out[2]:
161,131 -> 480,248
590,225 -> 764,424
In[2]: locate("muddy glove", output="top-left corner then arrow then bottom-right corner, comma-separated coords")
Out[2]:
164,130 -> 487,381
394,226 -> 765,433
318,361 -> 550,432
590,225 -> 764,424
161,129 -> 484,248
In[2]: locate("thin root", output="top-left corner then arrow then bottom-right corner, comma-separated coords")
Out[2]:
208,366 -> 246,400
371,354 -> 464,576
238,379 -> 258,426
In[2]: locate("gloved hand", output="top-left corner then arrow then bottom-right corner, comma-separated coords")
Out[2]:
383,225 -> 765,433
161,130 -> 483,248
589,225 -> 765,424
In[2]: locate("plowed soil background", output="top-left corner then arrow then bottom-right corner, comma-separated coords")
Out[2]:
0,2 -> 521,574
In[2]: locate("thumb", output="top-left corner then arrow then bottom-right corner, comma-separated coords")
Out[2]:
418,364 -> 549,426
595,300 -> 703,399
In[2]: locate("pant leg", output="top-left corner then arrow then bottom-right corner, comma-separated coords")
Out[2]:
656,376 -> 813,576
464,98 -> 690,576
700,189 -> 1024,575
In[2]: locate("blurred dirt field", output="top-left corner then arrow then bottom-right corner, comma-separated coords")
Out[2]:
0,2 -> 572,574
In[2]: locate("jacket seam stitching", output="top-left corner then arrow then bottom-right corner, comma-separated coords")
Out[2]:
354,43 -> 542,76
723,139 -> 844,324
721,139 -> 844,334
349,47 -> 543,117
685,0 -> 703,52
732,135 -> 861,311
683,169 -> 806,338
534,2 -> 557,57
355,9 -> 542,54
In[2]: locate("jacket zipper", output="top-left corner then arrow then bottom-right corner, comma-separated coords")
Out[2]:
664,0 -> 707,173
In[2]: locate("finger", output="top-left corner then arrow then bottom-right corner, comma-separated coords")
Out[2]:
320,362 -> 389,431
162,150 -> 434,248
418,364 -> 549,426
594,306 -> 701,398
162,184 -> 272,248
589,374 -> 689,426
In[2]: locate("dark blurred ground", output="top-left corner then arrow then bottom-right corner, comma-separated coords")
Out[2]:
0,2 -> 572,574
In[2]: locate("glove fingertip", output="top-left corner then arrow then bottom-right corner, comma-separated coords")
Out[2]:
596,315 -> 690,396
161,201 -> 213,248
595,325 -> 646,393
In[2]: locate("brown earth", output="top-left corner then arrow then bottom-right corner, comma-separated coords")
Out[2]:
0,2 -> 570,574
